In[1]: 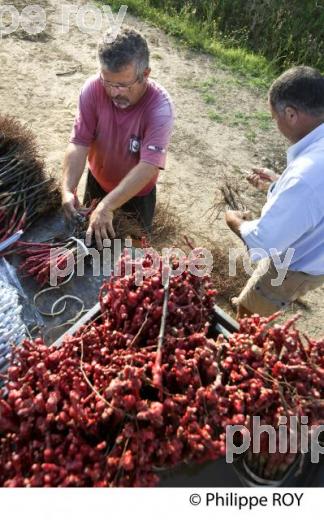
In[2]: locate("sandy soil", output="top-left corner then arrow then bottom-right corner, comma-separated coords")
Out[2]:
0,0 -> 323,336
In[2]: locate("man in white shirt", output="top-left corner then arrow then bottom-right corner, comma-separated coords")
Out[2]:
225,66 -> 324,317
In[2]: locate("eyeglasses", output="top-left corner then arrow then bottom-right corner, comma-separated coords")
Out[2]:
99,73 -> 140,91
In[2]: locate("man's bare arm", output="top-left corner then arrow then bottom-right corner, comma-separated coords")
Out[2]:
225,210 -> 244,239
86,161 -> 159,249
103,161 -> 158,210
62,143 -> 89,218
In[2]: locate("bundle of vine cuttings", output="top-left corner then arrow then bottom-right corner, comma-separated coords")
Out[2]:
0,115 -> 61,244
216,313 -> 324,480
13,239 -> 78,287
10,202 -> 98,287
0,249 -> 226,487
10,204 -> 147,287
0,248 -> 322,487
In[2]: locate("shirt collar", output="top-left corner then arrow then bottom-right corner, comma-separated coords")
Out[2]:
287,122 -> 324,164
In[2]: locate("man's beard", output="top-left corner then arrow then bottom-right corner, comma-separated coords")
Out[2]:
112,96 -> 131,109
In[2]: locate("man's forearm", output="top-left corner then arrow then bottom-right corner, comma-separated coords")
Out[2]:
62,143 -> 89,193
101,161 -> 158,211
225,211 -> 244,239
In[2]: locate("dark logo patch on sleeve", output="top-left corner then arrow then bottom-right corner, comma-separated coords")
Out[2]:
129,136 -> 141,153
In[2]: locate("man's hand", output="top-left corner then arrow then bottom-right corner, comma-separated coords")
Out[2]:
225,209 -> 251,238
62,190 -> 80,220
61,143 -> 89,219
85,201 -> 115,250
246,167 -> 279,191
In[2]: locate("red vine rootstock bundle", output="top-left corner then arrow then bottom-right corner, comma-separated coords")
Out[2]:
217,314 -> 324,481
9,201 -> 97,286
12,240 -> 76,287
0,115 -> 60,244
0,250 -> 323,486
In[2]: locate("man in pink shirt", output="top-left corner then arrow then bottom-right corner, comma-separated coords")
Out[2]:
62,28 -> 174,249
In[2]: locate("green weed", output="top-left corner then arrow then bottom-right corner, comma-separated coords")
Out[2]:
202,93 -> 216,105
208,111 -> 223,123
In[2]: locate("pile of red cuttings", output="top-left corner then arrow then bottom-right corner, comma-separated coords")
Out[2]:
0,251 -> 323,486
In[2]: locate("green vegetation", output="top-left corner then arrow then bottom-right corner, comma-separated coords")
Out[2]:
200,78 -> 217,90
178,73 -> 273,133
202,93 -> 216,105
151,52 -> 163,60
231,111 -> 271,130
104,0 -> 275,88
137,1 -> 324,71
207,106 -> 272,139
245,130 -> 257,143
208,111 -> 223,123
206,106 -> 273,142
253,111 -> 272,131
232,112 -> 250,127
104,1 -> 324,88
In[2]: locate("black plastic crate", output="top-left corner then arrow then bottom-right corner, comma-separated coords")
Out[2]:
233,452 -> 322,487
51,303 -> 323,487
53,303 -> 239,347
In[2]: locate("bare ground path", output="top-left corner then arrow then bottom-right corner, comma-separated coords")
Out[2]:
0,0 -> 323,336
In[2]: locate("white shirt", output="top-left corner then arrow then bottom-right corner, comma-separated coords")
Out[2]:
240,123 -> 324,275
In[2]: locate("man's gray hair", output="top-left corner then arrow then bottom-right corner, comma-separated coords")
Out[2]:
269,66 -> 324,116
98,27 -> 149,78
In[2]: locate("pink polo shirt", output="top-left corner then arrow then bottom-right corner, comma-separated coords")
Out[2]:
70,75 -> 174,196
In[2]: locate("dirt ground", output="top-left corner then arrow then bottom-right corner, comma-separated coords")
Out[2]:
0,0 -> 323,337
